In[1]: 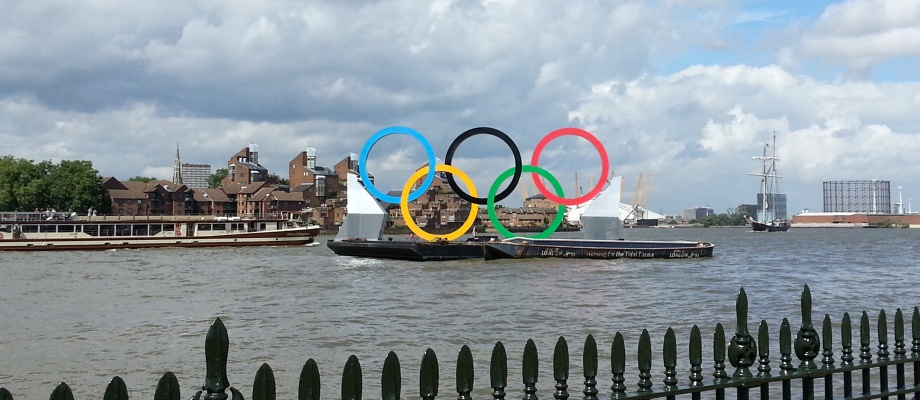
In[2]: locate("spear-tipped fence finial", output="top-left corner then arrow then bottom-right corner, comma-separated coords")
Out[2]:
794,286 -> 820,370
728,288 -> 757,379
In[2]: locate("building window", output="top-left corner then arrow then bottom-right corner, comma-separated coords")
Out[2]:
317,176 -> 326,197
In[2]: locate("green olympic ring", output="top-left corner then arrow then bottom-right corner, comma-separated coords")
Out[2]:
487,165 -> 566,239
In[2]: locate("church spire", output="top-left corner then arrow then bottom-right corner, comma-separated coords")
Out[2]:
172,143 -> 183,185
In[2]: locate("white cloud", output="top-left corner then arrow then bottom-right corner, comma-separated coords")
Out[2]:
1,0 -> 919,215
569,64 -> 920,212
796,0 -> 920,78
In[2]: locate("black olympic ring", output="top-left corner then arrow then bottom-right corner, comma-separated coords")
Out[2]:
444,127 -> 522,205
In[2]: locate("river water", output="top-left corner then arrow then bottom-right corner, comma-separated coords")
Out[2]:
1,227 -> 919,400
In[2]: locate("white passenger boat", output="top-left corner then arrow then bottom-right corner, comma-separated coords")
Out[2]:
0,212 -> 321,251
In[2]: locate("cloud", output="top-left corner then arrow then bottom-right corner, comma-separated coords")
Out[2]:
1,0 -> 919,215
569,64 -> 920,212
796,0 -> 920,79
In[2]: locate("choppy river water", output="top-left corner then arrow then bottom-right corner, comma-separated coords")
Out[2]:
2,227 -> 920,399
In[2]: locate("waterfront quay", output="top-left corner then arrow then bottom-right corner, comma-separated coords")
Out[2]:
1,228 -> 919,399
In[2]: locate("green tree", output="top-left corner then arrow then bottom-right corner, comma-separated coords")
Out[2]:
0,156 -> 106,212
700,212 -> 749,227
47,160 -> 107,212
0,156 -> 47,211
128,176 -> 157,182
208,168 -> 227,188
268,173 -> 290,189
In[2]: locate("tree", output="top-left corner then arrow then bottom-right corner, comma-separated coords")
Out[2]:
208,168 -> 227,188
47,160 -> 107,212
0,156 -> 106,212
699,212 -> 748,227
0,156 -> 47,211
128,176 -> 157,182
268,173 -> 290,189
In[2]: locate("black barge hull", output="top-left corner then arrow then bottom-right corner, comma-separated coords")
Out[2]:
327,239 -> 486,261
483,239 -> 715,260
750,221 -> 790,232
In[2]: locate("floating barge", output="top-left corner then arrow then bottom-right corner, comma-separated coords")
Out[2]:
482,237 -> 715,260
326,236 -> 497,261
328,172 -> 715,262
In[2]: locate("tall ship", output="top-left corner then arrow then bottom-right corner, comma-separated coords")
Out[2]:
0,212 -> 320,251
747,133 -> 790,232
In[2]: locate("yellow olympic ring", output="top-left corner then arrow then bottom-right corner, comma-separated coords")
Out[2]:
400,164 -> 479,242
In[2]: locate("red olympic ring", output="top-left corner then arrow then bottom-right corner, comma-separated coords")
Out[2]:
531,127 -> 609,206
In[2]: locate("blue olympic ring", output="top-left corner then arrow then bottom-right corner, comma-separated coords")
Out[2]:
359,126 -> 438,203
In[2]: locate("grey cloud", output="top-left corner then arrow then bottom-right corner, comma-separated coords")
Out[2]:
2,0 -> 919,215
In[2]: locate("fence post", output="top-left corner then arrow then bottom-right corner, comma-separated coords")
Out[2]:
859,311 -> 873,395
553,337 -> 570,400
877,310 -> 890,395
728,288 -> 756,380
610,332 -> 627,398
298,359 -> 321,400
420,349 -> 439,400
49,383 -> 73,400
756,320 -> 771,399
582,335 -> 598,400
713,324 -> 728,399
103,377 -> 128,400
523,339 -> 539,400
841,313 -> 854,398
342,355 -> 362,400
252,364 -> 275,400
689,325 -> 703,388
491,342 -> 508,400
794,285 -> 820,370
154,371 -> 181,400
821,315 -> 835,399
457,345 -> 474,400
794,286 -> 819,399
382,352 -> 401,400
637,330 -> 653,393
196,318 -> 243,400
893,309 -> 906,393
779,318 -> 793,398
912,307 -> 920,393
663,328 -> 678,393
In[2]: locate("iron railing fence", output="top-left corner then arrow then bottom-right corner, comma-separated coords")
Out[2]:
1,285 -> 918,400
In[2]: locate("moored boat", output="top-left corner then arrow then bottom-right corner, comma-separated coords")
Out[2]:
483,237 -> 715,260
747,217 -> 791,232
0,212 -> 320,251
747,133 -> 790,232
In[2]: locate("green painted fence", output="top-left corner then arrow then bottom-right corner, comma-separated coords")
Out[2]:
2,285 -> 918,400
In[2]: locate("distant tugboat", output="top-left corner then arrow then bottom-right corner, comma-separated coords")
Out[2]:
747,133 -> 790,232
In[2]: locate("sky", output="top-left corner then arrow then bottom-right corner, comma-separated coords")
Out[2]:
2,0 -> 920,215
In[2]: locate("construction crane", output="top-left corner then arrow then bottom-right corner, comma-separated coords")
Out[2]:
639,173 -> 654,214
520,179 -> 530,205
574,172 -> 580,198
631,173 -> 643,208
624,172 -> 654,223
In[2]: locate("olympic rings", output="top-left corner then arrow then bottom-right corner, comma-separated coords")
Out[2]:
400,164 -> 479,241
444,127 -> 522,205
531,127 -> 609,206
358,125 -> 609,241
360,126 -> 438,203
488,165 -> 566,239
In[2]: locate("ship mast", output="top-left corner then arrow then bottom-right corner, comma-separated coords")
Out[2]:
748,132 -> 780,222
